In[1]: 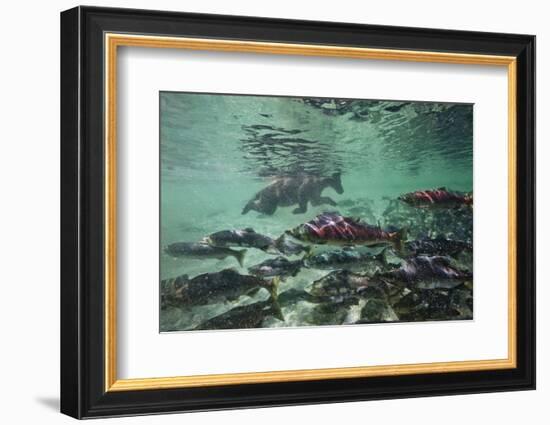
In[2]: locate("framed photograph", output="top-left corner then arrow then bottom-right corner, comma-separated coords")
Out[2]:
60,6 -> 535,419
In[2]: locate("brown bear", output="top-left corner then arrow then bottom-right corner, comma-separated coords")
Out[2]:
242,173 -> 344,215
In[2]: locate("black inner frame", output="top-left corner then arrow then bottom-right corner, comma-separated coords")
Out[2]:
60,6 -> 535,419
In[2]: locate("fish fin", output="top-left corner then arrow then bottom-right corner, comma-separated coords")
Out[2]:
235,249 -> 247,267
244,227 -> 255,232
291,266 -> 302,277
262,243 -> 280,255
385,224 -> 399,233
170,274 -> 189,283
247,287 -> 261,297
226,294 -> 241,302
437,186 -> 447,191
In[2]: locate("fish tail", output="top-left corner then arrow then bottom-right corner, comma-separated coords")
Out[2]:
269,276 -> 280,301
271,297 -> 285,322
274,234 -> 285,252
392,227 -> 408,254
376,247 -> 388,267
235,249 -> 247,267
302,246 -> 314,260
268,278 -> 284,321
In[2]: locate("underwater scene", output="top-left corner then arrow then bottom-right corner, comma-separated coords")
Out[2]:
160,92 -> 473,332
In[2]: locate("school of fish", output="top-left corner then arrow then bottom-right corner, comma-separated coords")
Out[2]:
161,186 -> 473,330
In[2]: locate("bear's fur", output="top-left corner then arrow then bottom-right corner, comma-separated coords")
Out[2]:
242,173 -> 344,215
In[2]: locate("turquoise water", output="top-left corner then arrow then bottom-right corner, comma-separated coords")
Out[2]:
159,92 -> 473,332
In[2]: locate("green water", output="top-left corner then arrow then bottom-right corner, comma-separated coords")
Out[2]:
159,92 -> 473,331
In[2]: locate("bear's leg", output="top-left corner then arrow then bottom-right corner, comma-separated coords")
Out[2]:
310,197 -> 322,206
241,200 -> 254,215
292,199 -> 308,214
261,202 -> 278,216
319,196 -> 338,206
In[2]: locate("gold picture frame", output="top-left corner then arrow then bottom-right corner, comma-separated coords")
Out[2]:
104,34 -> 517,392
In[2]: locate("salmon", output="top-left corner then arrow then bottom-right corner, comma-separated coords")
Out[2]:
286,212 -> 407,252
